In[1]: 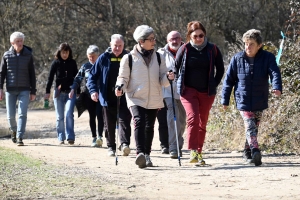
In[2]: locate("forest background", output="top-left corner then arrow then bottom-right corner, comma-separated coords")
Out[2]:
0,0 -> 300,153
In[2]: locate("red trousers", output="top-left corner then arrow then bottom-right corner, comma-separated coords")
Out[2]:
180,87 -> 215,153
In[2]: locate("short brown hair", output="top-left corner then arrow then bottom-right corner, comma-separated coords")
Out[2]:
186,21 -> 206,42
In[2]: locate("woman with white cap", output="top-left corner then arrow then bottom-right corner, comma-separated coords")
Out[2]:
115,25 -> 174,168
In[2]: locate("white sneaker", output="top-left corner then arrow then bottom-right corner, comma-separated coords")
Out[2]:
96,136 -> 103,147
119,144 -> 131,156
107,147 -> 115,157
91,137 -> 97,147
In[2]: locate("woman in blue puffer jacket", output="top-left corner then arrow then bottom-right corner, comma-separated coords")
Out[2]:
221,29 -> 282,166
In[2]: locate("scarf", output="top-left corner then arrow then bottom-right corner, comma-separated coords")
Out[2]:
136,44 -> 154,66
190,37 -> 208,51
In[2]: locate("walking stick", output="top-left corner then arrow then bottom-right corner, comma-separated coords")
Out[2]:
169,73 -> 181,166
115,84 -> 123,166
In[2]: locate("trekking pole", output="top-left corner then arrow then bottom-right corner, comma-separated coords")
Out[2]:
169,71 -> 181,166
115,84 -> 123,166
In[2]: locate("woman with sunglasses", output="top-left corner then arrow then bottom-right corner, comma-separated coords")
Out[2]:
175,21 -> 224,165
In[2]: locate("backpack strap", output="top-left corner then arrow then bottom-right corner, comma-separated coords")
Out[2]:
156,52 -> 161,66
128,53 -> 133,72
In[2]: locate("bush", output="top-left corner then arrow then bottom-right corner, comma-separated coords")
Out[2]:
206,31 -> 300,154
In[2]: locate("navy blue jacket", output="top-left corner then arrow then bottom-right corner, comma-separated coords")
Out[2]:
87,48 -> 127,107
221,49 -> 282,111
71,62 -> 93,94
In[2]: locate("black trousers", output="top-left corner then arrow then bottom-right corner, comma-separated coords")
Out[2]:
130,105 -> 158,155
102,105 -> 131,150
86,95 -> 104,138
157,104 -> 168,149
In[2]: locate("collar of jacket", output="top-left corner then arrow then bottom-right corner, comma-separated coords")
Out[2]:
9,45 -> 32,55
241,48 -> 263,59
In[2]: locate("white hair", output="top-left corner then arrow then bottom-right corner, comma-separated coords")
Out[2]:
86,45 -> 100,55
111,34 -> 124,42
10,32 -> 25,43
133,25 -> 154,43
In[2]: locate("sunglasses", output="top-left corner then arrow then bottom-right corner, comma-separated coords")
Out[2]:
192,34 -> 205,39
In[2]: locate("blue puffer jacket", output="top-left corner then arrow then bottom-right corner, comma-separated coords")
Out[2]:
221,49 -> 282,111
0,45 -> 36,94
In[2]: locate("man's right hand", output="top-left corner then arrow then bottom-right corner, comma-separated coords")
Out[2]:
91,92 -> 99,102
0,89 -> 3,100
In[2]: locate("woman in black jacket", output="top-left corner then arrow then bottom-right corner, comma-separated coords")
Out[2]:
175,21 -> 224,165
45,43 -> 79,145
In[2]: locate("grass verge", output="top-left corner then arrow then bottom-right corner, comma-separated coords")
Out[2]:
0,146 -> 127,199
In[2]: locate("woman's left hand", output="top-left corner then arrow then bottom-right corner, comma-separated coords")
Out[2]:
69,89 -> 74,99
167,71 -> 175,81
272,89 -> 281,97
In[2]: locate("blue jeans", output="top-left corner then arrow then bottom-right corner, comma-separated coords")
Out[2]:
53,92 -> 76,141
6,90 -> 30,139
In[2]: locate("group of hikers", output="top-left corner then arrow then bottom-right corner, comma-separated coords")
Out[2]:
0,20 -> 282,168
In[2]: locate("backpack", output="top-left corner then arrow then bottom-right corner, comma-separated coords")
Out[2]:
128,52 -> 161,73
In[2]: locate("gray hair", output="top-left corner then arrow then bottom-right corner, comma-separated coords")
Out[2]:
133,25 -> 154,43
242,29 -> 262,45
86,45 -> 100,55
111,34 -> 124,42
10,31 -> 25,43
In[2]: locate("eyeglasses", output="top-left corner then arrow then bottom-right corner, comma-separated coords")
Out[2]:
144,37 -> 156,42
169,37 -> 181,41
192,34 -> 205,39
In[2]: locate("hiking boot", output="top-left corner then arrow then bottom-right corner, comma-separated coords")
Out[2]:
96,136 -> 103,147
118,143 -> 131,156
68,140 -> 74,145
107,147 -> 116,157
135,153 -> 146,168
16,138 -> 24,146
11,131 -> 17,143
59,141 -> 64,145
243,149 -> 252,162
197,153 -> 206,165
169,150 -> 178,159
161,147 -> 169,154
189,150 -> 198,163
145,154 -> 153,167
251,148 -> 262,166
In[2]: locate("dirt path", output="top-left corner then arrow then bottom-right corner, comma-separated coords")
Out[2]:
0,108 -> 300,199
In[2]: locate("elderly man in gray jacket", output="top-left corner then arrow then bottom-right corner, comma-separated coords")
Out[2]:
157,31 -> 186,158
